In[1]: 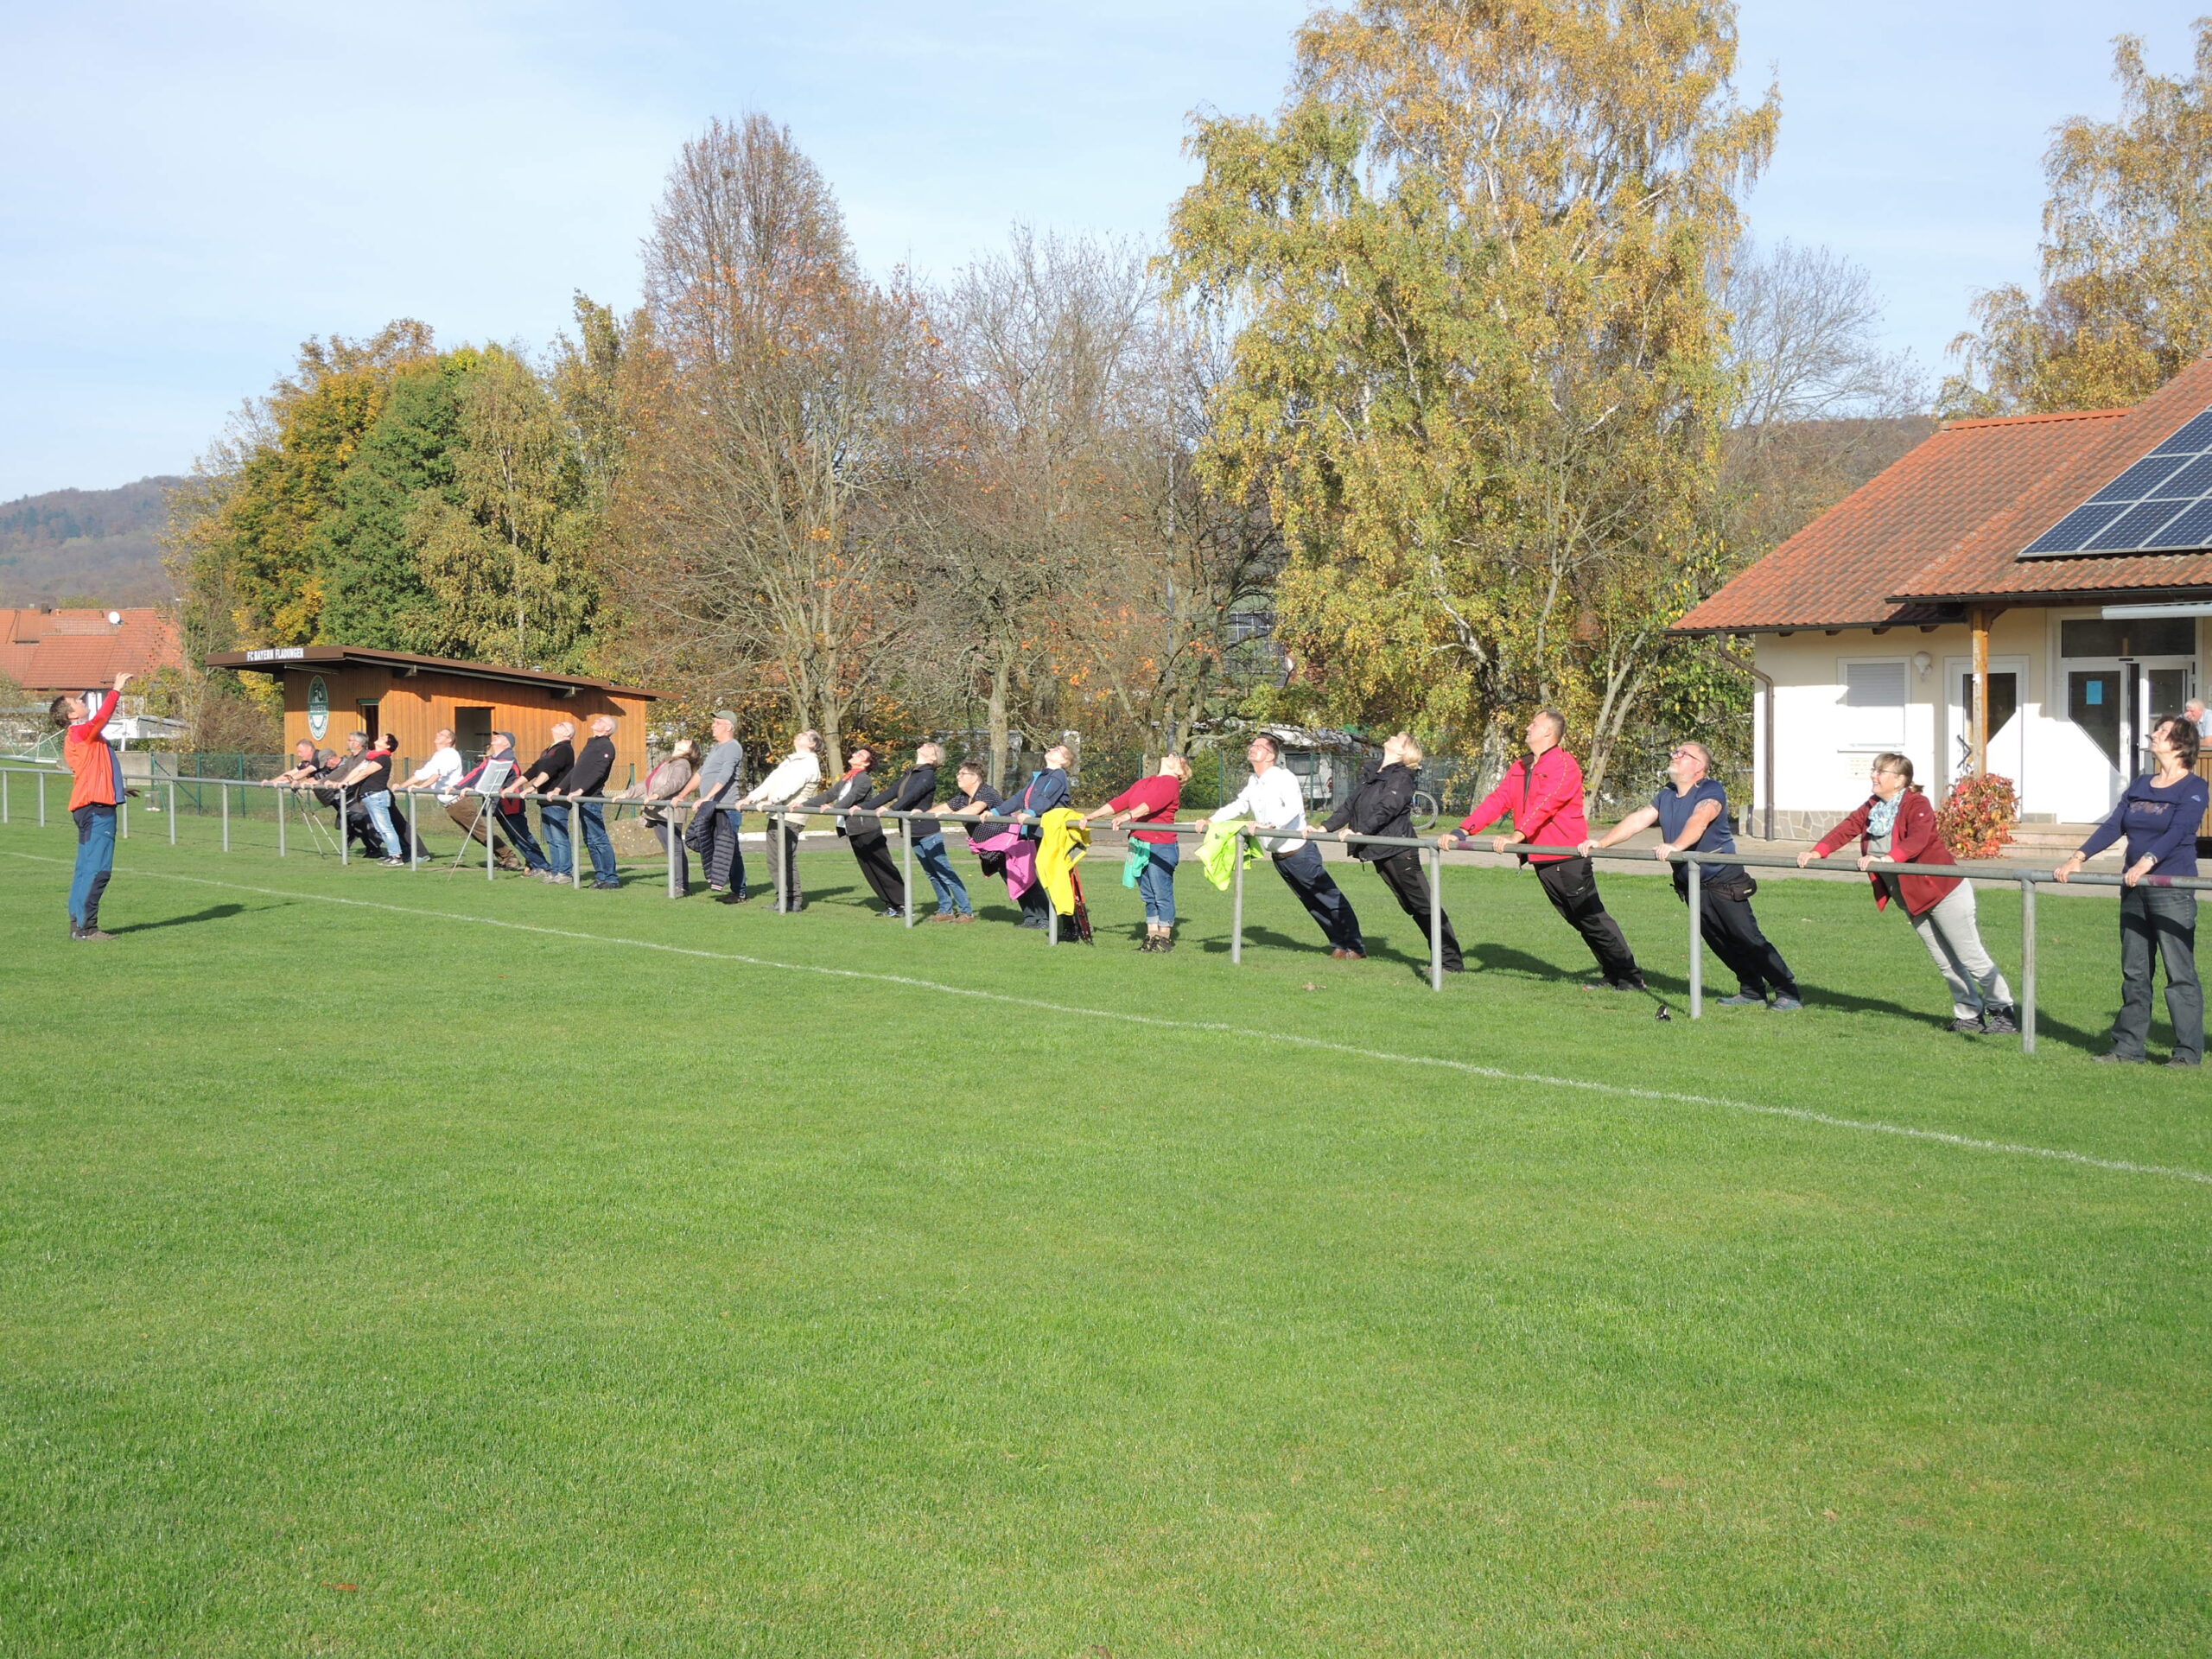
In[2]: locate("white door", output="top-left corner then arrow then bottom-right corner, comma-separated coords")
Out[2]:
1945,655 -> 2027,792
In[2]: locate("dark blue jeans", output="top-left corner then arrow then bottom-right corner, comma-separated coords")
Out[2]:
579,799 -> 617,886
914,833 -> 970,915
538,801 -> 573,877
501,809 -> 550,873
1273,842 -> 1363,953
69,803 -> 116,928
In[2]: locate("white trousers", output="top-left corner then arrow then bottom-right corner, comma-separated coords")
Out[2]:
1891,878 -> 2012,1019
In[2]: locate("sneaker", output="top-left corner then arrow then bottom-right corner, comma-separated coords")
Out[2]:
950,912 -> 975,924
381,856 -> 405,868
1156,936 -> 1175,954
1769,995 -> 1803,1012
1717,992 -> 1766,1007
2168,1054 -> 2202,1068
1980,1007 -> 2019,1035
593,881 -> 620,890
71,927 -> 115,942
2094,1051 -> 2146,1065
1136,937 -> 1157,951
882,908 -> 904,919
1950,1017 -> 1986,1035
708,885 -> 728,895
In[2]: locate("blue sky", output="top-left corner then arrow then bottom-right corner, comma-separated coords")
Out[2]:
1,1 -> 2201,500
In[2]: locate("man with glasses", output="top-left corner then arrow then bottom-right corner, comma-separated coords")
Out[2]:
1583,740 -> 1802,1010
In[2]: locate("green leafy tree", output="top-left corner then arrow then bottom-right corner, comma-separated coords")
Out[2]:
1945,22 -> 2212,416
1168,0 -> 1774,792
410,345 -> 601,670
315,353 -> 470,649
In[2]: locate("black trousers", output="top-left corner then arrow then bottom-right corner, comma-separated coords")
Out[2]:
2114,886 -> 2202,1062
697,808 -> 747,894
1274,842 -> 1363,952
1369,849 -> 1462,969
848,831 -> 906,912
1677,871 -> 1796,998
1534,856 -> 1640,985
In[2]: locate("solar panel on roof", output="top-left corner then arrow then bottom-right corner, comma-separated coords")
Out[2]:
2023,403 -> 2212,556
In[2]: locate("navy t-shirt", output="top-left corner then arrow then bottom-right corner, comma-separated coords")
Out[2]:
2080,772 -> 2209,878
1653,777 -> 1736,861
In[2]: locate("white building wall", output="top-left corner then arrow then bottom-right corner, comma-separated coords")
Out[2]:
1748,611 -> 2203,830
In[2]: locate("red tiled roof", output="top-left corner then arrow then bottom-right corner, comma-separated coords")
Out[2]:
1671,410 -> 2126,632
1673,355 -> 2212,633
0,607 -> 182,693
1894,357 -> 2212,601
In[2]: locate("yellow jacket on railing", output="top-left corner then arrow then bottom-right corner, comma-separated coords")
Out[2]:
1037,808 -> 1090,916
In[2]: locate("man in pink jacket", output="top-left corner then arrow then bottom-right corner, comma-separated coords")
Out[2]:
1455,709 -> 1644,990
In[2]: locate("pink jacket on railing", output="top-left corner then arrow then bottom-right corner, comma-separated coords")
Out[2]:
1811,789 -> 1961,918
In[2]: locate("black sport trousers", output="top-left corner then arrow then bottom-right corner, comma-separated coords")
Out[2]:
1274,842 -> 1363,953
1533,855 -> 1640,985
1370,849 -> 1462,969
847,830 -> 906,912
1675,868 -> 1796,998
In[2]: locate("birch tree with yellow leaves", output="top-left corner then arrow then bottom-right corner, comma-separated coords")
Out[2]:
1169,0 -> 1775,792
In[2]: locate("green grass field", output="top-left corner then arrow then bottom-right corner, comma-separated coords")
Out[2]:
3,808 -> 2209,1656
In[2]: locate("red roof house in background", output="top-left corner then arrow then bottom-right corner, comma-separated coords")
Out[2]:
0,606 -> 183,696
1675,356 -> 2212,832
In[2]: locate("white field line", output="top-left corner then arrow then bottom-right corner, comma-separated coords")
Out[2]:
8,849 -> 2210,1191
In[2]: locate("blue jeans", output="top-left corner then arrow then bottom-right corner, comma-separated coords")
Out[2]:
539,801 -> 573,876
579,799 -> 617,885
69,803 -> 117,929
914,833 -> 970,915
364,791 -> 400,859
1135,837 -> 1179,924
502,809 -> 550,872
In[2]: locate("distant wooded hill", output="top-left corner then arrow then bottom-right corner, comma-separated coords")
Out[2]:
0,477 -> 181,607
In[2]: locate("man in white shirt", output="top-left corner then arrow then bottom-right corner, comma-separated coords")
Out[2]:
733,730 -> 824,911
404,728 -> 467,804
2187,698 -> 2211,741
1200,733 -> 1364,958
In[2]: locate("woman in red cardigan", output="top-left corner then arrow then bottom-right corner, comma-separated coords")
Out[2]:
1796,752 -> 2018,1035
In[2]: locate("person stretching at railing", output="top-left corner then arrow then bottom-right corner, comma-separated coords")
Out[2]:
1798,752 -> 2017,1036
730,731 -> 823,911
1198,733 -> 1364,960
2056,715 -> 2207,1066
1583,739 -> 1799,1010
51,671 -> 130,941
1453,709 -> 1643,993
1325,734 -> 1460,971
1086,753 -> 1193,952
994,745 -> 1076,929
795,746 -> 890,915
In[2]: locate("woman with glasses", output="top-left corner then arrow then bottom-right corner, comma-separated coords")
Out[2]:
2055,716 -> 2207,1066
1797,753 -> 2018,1035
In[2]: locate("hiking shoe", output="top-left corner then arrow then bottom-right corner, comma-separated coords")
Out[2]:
1136,937 -> 1158,951
1950,1017 -> 1986,1035
71,927 -> 115,942
1980,1007 -> 2019,1035
950,912 -> 974,924
1156,936 -> 1175,953
1717,992 -> 1766,1007
2168,1054 -> 2202,1068
1770,995 -> 1803,1011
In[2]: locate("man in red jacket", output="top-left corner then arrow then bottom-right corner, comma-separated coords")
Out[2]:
1454,709 -> 1644,990
50,671 -> 131,941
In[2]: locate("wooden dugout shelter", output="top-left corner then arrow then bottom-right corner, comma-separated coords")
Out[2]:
205,645 -> 663,783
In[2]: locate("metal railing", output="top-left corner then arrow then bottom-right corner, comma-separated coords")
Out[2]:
4,763 -> 2196,1059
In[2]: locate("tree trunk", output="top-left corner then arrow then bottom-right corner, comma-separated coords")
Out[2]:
987,658 -> 1010,791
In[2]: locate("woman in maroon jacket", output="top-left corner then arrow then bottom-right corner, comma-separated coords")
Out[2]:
1796,753 -> 2018,1034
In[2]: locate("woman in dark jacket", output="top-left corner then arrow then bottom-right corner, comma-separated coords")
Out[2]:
2056,715 -> 2208,1065
1324,733 -> 1462,970
797,747 -> 891,915
1797,752 -> 2017,1034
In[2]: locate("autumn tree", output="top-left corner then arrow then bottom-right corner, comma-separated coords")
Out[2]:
1944,22 -> 2212,416
1169,0 -> 1775,794
411,345 -> 601,669
621,114 -> 920,769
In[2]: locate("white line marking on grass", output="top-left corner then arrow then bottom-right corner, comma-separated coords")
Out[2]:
10,849 -> 2211,1190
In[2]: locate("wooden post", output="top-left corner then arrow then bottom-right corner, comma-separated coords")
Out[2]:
1970,606 -> 1993,775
